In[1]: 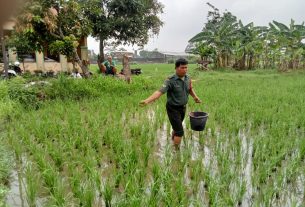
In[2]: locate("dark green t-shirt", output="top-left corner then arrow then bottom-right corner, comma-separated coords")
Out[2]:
102,60 -> 116,74
159,74 -> 191,106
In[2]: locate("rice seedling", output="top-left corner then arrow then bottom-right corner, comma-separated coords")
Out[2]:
1,66 -> 305,206
103,179 -> 113,207
24,163 -> 40,207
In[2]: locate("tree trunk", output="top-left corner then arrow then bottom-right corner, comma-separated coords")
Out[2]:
240,53 -> 246,70
97,37 -> 106,73
122,54 -> 131,84
73,48 -> 89,77
99,37 -> 105,63
248,53 -> 253,69
22,59 -> 25,71
1,28 -> 8,78
288,59 -> 293,69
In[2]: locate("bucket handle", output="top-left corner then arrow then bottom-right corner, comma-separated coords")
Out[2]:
190,101 -> 205,112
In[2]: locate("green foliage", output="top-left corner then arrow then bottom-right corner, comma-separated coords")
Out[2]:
7,77 -> 41,110
7,31 -> 37,59
11,0 -> 91,73
188,3 -> 305,70
191,42 -> 216,61
49,35 -> 79,59
0,81 -> 18,119
82,0 -> 164,60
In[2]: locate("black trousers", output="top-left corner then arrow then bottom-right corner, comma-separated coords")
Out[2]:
166,103 -> 186,137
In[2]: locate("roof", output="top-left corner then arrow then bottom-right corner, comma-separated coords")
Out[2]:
159,51 -> 195,56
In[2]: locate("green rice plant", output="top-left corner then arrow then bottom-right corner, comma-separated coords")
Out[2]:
174,176 -> 188,206
25,163 -> 40,207
234,180 -> 246,206
142,144 -> 151,168
103,179 -> 113,207
69,166 -> 82,202
163,146 -> 174,167
189,159 -> 204,192
41,167 -> 57,193
149,178 -> 161,205
48,178 -> 70,207
0,142 -> 13,207
113,167 -> 124,189
82,152 -> 98,177
119,146 -> 139,175
33,149 -> 47,172
0,186 -> 9,207
7,133 -> 23,161
48,147 -> 64,171
78,180 -> 95,207
161,167 -> 175,206
0,144 -> 13,186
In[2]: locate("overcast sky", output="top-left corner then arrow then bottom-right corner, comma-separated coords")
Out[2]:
88,0 -> 305,53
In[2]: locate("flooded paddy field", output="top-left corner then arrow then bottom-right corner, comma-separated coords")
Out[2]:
1,66 -> 305,206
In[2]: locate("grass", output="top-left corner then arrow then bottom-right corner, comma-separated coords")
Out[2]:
0,144 -> 13,207
0,65 -> 305,206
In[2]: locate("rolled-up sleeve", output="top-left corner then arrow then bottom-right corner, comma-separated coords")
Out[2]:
159,79 -> 170,93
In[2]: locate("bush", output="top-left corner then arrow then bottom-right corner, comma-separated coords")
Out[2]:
45,74 -> 100,100
0,74 -> 156,112
6,77 -> 41,110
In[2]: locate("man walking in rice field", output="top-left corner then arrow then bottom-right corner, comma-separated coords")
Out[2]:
140,58 -> 201,150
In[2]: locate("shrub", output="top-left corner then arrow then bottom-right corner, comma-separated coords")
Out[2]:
7,77 -> 41,110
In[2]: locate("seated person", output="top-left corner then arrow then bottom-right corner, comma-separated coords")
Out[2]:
101,55 -> 117,75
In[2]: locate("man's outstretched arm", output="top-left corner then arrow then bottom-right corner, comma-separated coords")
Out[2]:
139,91 -> 163,106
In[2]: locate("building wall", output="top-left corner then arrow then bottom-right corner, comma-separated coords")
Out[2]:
21,62 -> 80,73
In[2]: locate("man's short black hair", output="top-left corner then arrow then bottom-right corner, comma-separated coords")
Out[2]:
175,58 -> 188,68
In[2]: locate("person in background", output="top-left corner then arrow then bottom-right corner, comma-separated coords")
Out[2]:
101,55 -> 117,76
139,58 -> 201,150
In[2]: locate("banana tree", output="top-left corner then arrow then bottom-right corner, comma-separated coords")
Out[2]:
268,20 -> 305,69
189,3 -> 238,68
233,21 -> 267,70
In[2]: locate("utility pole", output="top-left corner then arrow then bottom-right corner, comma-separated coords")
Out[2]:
0,27 -> 8,78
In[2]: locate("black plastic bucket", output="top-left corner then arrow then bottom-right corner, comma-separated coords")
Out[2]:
189,111 -> 208,131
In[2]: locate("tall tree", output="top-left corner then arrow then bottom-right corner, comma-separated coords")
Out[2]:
81,0 -> 163,62
13,0 -> 91,75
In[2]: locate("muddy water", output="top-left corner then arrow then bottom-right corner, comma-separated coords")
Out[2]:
6,169 -> 27,207
6,156 -> 47,207
271,161 -> 305,207
155,122 -> 169,160
240,129 -> 254,207
6,155 -> 28,207
189,130 -> 217,172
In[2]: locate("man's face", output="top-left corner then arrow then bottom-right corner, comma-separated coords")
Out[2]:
176,64 -> 188,77
107,57 -> 112,62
